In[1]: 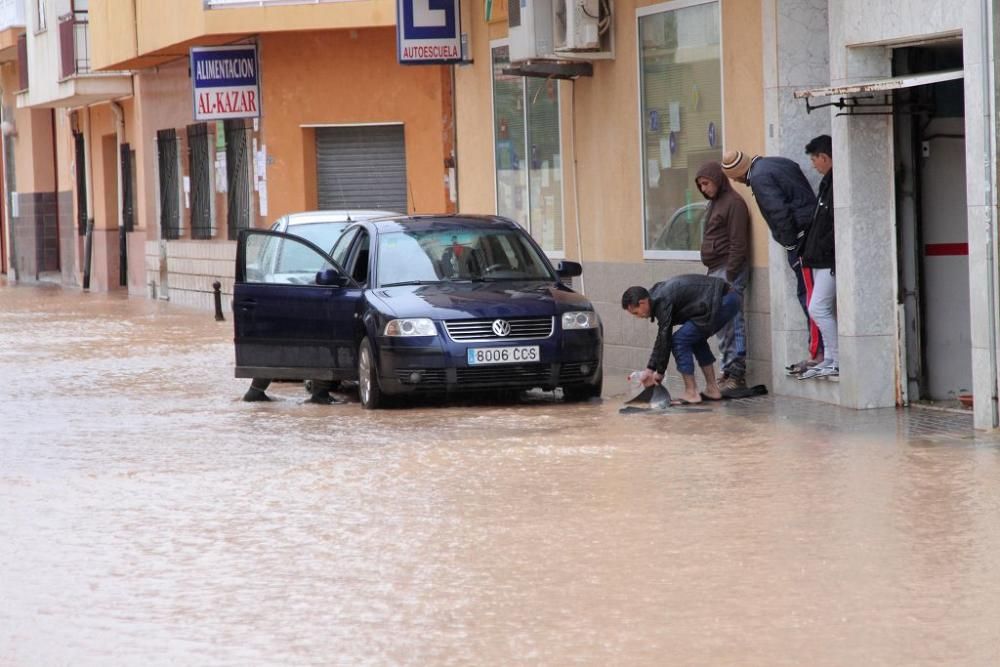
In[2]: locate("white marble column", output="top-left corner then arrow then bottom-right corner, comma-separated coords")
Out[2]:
761,0 -> 835,401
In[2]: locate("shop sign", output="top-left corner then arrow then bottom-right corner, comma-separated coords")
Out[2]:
190,45 -> 261,121
397,0 -> 462,65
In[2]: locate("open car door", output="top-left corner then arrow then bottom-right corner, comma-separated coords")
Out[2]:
233,229 -> 363,381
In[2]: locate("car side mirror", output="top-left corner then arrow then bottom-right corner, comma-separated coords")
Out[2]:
315,267 -> 346,286
556,260 -> 583,279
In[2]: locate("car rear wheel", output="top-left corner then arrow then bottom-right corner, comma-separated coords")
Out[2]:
358,337 -> 383,409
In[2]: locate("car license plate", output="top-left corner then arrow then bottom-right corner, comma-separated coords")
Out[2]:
467,345 -> 540,365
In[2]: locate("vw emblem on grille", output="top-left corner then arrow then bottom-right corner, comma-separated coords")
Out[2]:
492,319 -> 511,337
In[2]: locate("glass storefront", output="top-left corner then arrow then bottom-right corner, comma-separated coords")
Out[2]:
638,0 -> 722,255
492,45 -> 564,254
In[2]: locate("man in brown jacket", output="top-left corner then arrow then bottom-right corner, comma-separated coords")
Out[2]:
695,161 -> 750,390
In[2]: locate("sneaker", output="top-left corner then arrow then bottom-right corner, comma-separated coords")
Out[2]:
785,358 -> 819,376
815,365 -> 839,378
799,362 -> 837,380
719,375 -> 747,391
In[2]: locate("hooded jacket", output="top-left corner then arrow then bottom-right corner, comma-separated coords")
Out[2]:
745,156 -> 817,250
645,274 -> 728,374
696,162 -> 751,282
800,170 -> 834,269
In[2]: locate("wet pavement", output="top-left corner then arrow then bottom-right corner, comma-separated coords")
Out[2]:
2,281 -> 1000,665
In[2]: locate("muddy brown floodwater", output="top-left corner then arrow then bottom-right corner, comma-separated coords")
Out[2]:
2,281 -> 1000,665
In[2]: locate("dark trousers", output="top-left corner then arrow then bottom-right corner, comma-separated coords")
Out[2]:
672,291 -> 742,375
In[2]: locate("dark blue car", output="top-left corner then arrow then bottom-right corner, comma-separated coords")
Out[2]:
233,214 -> 603,408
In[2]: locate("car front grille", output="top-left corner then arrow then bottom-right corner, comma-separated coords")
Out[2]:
444,317 -> 553,341
456,363 -> 553,386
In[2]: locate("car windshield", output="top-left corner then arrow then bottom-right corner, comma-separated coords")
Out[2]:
289,221 -> 350,252
377,228 -> 554,286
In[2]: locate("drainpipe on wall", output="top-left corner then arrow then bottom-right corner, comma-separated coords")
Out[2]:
0,81 -> 12,282
111,101 -> 126,288
982,0 -> 999,427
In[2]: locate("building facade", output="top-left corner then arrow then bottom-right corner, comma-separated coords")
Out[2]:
3,0 -> 999,429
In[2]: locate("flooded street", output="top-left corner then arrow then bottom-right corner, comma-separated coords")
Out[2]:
2,281 -> 1000,665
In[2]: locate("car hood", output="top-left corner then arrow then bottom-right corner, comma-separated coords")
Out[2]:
369,281 -> 592,319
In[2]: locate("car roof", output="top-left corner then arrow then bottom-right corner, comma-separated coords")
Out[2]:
367,214 -> 523,233
281,209 -> 400,225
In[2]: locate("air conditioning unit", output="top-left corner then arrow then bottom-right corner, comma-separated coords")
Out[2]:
508,0 -> 556,62
553,0 -> 600,52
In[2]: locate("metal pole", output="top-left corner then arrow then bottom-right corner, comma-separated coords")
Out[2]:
213,280 -> 225,321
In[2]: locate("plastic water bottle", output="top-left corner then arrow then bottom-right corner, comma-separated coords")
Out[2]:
627,370 -> 644,392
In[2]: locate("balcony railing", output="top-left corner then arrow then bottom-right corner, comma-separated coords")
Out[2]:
59,10 -> 89,79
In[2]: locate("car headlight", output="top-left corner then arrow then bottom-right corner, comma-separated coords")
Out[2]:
562,311 -> 599,329
384,318 -> 437,337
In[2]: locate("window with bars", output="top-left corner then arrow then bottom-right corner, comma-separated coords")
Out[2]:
225,118 -> 251,241
157,128 -> 180,240
187,123 -> 213,239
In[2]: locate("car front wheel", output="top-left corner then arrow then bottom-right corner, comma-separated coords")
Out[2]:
358,337 -> 383,409
563,367 -> 603,402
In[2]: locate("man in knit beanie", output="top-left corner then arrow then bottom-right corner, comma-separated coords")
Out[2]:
721,149 -> 823,374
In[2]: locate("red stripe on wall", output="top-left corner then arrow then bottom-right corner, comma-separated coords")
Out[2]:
925,243 -> 969,256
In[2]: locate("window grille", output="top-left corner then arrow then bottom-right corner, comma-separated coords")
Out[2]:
187,123 -> 212,239
157,128 -> 180,240
225,119 -> 251,240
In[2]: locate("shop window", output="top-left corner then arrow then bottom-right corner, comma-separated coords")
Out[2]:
491,44 -> 564,255
638,0 -> 722,256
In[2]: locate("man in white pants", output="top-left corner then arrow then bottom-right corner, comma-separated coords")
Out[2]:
798,135 -> 838,379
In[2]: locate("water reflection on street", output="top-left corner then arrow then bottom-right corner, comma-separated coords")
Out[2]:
2,282 -> 999,665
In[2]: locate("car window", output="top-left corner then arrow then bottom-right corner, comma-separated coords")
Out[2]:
376,228 -> 554,286
331,227 -> 361,269
243,232 -> 336,285
653,203 -> 709,251
350,231 -> 370,285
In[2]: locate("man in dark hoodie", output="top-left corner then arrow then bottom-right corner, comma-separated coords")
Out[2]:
695,161 -> 751,390
721,149 -> 823,375
621,274 -> 740,405
798,135 -> 837,379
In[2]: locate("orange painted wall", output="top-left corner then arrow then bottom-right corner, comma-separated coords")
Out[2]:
260,28 -> 450,221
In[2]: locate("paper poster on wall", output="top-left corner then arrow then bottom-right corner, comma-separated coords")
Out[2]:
647,160 -> 660,187
215,152 -> 227,192
659,137 -> 671,169
669,102 -> 681,132
258,181 -> 268,216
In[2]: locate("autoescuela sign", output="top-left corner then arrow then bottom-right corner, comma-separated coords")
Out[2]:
396,0 -> 462,65
190,45 -> 261,121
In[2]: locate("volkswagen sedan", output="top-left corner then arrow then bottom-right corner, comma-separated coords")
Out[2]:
233,215 -> 603,408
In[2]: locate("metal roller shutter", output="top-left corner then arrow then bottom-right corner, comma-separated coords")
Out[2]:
316,125 -> 407,212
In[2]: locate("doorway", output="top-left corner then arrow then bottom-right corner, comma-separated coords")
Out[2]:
894,43 -> 971,405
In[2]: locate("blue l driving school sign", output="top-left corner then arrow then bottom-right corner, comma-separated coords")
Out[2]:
397,0 -> 462,65
190,45 -> 261,121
